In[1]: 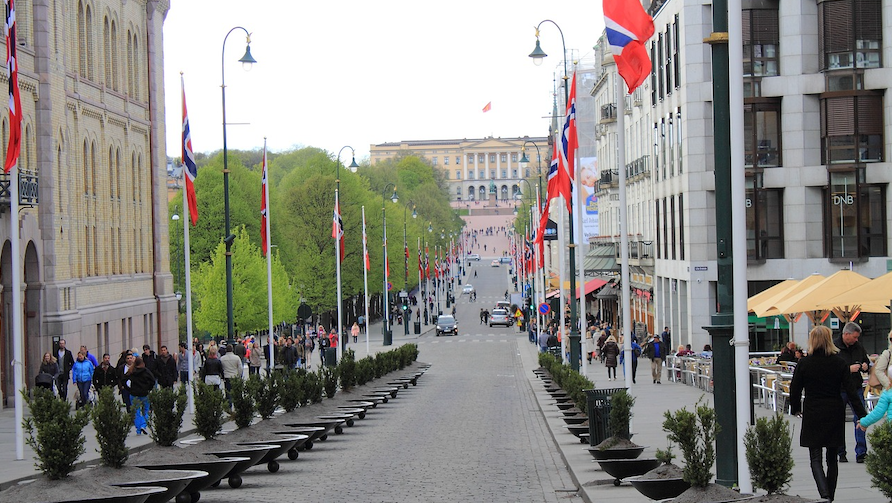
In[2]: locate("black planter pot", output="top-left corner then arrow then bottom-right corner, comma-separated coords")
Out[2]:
565,424 -> 589,437
179,440 -> 274,488
137,457 -> 241,503
555,402 -> 577,411
586,445 -> 645,460
234,434 -> 306,472
562,414 -> 588,425
268,426 -> 325,450
597,458 -> 661,486
318,414 -> 355,428
627,475 -> 691,500
335,407 -> 367,419
110,469 -> 207,503
282,420 -> 339,441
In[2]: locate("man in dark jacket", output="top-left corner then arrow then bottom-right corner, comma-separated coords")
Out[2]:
141,345 -> 158,381
92,353 -> 118,390
125,357 -> 156,435
116,350 -> 136,412
281,339 -> 297,372
56,339 -> 74,401
155,345 -> 178,388
834,322 -> 870,463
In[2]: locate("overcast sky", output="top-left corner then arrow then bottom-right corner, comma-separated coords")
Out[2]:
162,1 -> 604,163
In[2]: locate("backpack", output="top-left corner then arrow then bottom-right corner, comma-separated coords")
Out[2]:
633,347 -> 641,358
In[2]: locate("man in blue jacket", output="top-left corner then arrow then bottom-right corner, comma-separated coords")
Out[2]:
643,334 -> 664,384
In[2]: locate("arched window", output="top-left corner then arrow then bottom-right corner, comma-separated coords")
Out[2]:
108,146 -> 115,198
85,5 -> 93,80
23,124 -> 32,171
103,17 -> 110,86
126,30 -> 133,96
468,186 -> 475,200
132,34 -> 139,100
83,140 -> 89,195
77,2 -> 86,75
478,186 -> 485,200
110,21 -> 118,91
90,141 -> 97,196
500,185 -> 508,200
115,147 -> 122,200
131,151 -> 137,201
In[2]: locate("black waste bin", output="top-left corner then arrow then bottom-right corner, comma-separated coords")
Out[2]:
324,348 -> 337,367
413,321 -> 421,334
585,388 -> 626,446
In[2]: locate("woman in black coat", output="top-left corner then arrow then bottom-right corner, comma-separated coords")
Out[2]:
790,325 -> 868,502
602,335 -> 620,381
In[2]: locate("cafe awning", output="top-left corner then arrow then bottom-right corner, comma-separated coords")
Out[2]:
544,278 -> 608,299
814,271 -> 892,314
747,279 -> 798,314
755,270 -> 870,323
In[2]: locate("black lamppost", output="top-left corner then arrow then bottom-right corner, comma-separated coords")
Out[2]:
221,27 -> 257,341
528,21 -> 581,370
382,183 -> 398,345
402,200 -> 416,335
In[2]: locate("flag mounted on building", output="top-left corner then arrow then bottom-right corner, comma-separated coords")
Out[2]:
4,0 -> 21,173
260,143 -> 269,255
482,101 -> 492,113
332,197 -> 345,262
604,0 -> 655,93
181,76 -> 199,226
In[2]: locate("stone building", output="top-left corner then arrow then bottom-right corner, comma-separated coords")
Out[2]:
0,0 -> 175,406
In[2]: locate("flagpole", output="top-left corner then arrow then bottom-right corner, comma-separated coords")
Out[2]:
617,71 -> 633,390
263,139 -> 275,371
575,149 -> 588,376
417,237 -> 421,318
557,195 -> 567,365
335,170 -> 343,362
11,158 -> 23,459
181,165 -> 195,413
362,207 -> 370,356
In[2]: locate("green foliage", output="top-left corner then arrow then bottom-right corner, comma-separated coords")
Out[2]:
255,373 -> 279,419
279,371 -> 304,412
338,349 -> 357,390
743,414 -> 794,494
866,420 -> 892,500
192,380 -> 226,440
306,370 -> 324,404
662,397 -> 719,488
373,353 -> 386,379
655,445 -> 676,465
92,386 -> 133,468
229,377 -> 256,429
355,357 -> 375,386
148,385 -> 187,446
323,366 -> 339,398
609,390 -> 635,440
23,388 -> 90,479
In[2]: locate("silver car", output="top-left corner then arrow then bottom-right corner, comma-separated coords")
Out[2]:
488,309 -> 512,327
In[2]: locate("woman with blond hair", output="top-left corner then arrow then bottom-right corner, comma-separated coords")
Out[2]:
872,329 -> 892,390
602,335 -> 620,381
790,325 -> 868,502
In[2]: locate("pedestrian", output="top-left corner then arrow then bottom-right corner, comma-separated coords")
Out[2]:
124,357 -> 155,436
141,345 -> 158,384
116,350 -> 137,412
660,326 -> 671,353
329,329 -> 339,355
56,339 -> 74,401
833,321 -> 870,463
37,352 -> 59,393
155,345 -> 178,388
790,325 -> 868,502
72,351 -> 95,409
281,338 -> 297,373
538,329 -> 549,353
351,322 -> 360,343
358,315 -> 365,333
859,376 -> 892,430
233,338 -> 247,364
619,336 -> 642,384
220,347 -> 242,406
602,335 -> 620,381
93,353 -> 117,391
585,327 -> 595,363
643,334 -> 664,384
200,347 -> 224,390
249,341 -> 262,375
80,345 -> 99,367
176,342 -> 192,384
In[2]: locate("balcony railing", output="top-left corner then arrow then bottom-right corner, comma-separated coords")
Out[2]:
600,103 -> 617,122
0,170 -> 39,212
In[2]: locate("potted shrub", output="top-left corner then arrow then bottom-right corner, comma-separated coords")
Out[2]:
23,387 -> 90,479
229,376 -> 257,428
193,379 -> 226,439
338,349 -> 357,390
147,384 -> 187,446
866,420 -> 892,500
252,373 -> 279,419
661,397 -> 745,502
278,371 -> 303,413
628,446 -> 691,500
92,386 -> 133,468
590,389 -> 644,459
743,414 -> 794,498
323,366 -> 339,398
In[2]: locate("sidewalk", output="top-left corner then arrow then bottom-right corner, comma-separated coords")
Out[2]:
0,316 -> 432,491
514,336 -> 885,502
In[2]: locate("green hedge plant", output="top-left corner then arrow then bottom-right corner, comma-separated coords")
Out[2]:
92,386 -> 133,468
193,380 -> 226,440
229,377 -> 256,429
866,420 -> 892,499
662,397 -> 719,488
254,373 -> 279,419
23,388 -> 90,479
744,413 -> 794,494
148,384 -> 187,446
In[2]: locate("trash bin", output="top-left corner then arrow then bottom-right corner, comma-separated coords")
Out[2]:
413,321 -> 421,334
585,388 -> 626,446
324,347 -> 337,367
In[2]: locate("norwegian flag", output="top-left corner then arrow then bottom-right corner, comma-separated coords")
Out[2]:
260,144 -> 269,255
560,71 -> 578,186
417,246 -> 422,277
182,76 -> 199,226
604,0 -> 655,92
362,214 -> 370,271
424,246 -> 430,279
332,196 -> 344,262
4,0 -> 21,173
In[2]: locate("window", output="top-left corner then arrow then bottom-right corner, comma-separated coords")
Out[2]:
512,169 -> 517,178
670,196 -> 676,260
468,187 -> 475,200
456,186 -> 462,196
500,154 -> 507,163
490,154 -> 496,163
824,171 -> 887,259
469,171 -> 475,180
658,32 -> 664,100
511,153 -> 518,162
673,15 -> 680,88
444,156 -> 449,165
676,109 -> 683,173
455,170 -> 460,179
746,179 -> 784,260
665,24 -> 672,93
455,156 -> 460,164
678,194 -> 685,260
444,170 -> 449,180
744,99 -> 782,167
662,198 -> 668,258
821,93 -> 883,164
490,169 -> 495,178
743,8 -> 780,80
655,201 -> 661,259
478,154 -> 485,163
820,0 -> 882,71
650,42 -> 657,106
432,156 -> 438,165
479,186 -> 485,200
501,169 -> 507,178
469,153 -> 475,163
525,168 -> 531,177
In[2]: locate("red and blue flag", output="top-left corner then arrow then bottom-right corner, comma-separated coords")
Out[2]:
181,76 -> 198,225
604,0 -> 655,93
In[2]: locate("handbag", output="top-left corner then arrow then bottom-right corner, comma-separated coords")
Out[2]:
205,374 -> 222,386
868,366 -> 881,388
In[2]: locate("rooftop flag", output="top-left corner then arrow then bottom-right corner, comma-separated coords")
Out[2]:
482,101 -> 492,113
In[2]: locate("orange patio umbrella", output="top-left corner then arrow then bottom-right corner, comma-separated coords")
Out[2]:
814,271 -> 892,315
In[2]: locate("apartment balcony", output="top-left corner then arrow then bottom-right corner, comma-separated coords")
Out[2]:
600,103 -> 617,123
588,235 -> 654,268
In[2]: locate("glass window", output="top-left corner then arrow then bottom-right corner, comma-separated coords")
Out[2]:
677,108 -> 683,173
743,9 -> 780,78
444,156 -> 449,165
432,156 -> 438,165
511,153 -> 518,162
455,170 -> 460,179
512,169 -> 517,178
500,154 -> 507,163
679,194 -> 685,260
444,170 -> 449,180
820,0 -> 882,71
824,173 -> 887,259
490,154 -> 496,163
469,153 -> 475,163
501,169 -> 507,178
655,201 -> 661,259
490,169 -> 495,178
745,181 -> 784,260
821,93 -> 883,164
469,171 -> 475,180
744,99 -> 782,168
478,154 -> 485,163
456,156 -> 460,164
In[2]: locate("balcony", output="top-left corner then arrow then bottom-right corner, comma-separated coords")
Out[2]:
0,170 -> 39,212
600,103 -> 617,123
625,155 -> 651,181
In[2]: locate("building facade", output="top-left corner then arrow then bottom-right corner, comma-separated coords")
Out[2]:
590,0 -> 892,353
370,136 -> 550,203
0,0 -> 176,407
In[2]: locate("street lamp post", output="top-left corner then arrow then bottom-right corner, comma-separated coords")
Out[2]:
529,21 -> 581,370
403,201 -> 416,336
334,146 -> 359,360
382,183 -> 398,345
221,27 -> 257,342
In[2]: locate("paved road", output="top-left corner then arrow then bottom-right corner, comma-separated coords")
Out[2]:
190,260 -> 582,503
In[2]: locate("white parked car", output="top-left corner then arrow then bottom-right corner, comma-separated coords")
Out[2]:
462,284 -> 475,294
466,253 -> 481,261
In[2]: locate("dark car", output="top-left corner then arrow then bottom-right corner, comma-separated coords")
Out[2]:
436,315 -> 458,336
